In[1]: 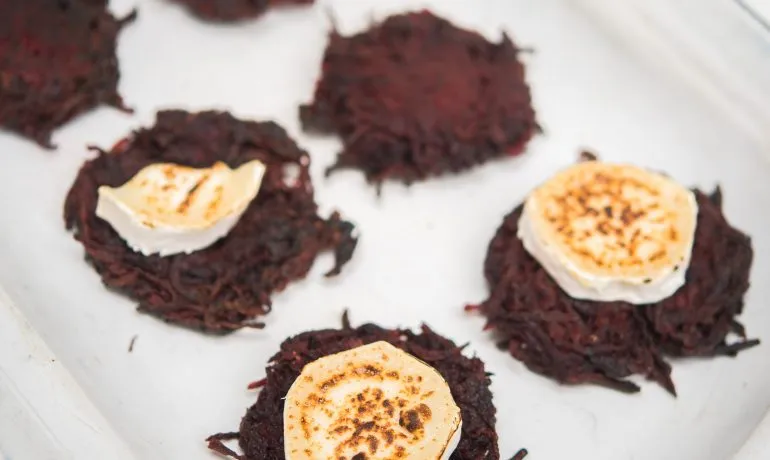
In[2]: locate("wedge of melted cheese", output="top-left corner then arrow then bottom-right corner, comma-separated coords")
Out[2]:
283,341 -> 462,460
96,160 -> 266,256
518,161 -> 698,304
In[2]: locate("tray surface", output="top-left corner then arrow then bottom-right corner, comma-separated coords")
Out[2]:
1,0 -> 770,459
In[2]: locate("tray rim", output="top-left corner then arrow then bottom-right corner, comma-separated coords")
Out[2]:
0,284 -> 137,460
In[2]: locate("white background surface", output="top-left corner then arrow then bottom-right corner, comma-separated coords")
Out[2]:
1,0 -> 770,459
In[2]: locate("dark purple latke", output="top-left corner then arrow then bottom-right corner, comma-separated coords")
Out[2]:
0,0 -> 135,148
64,110 -> 357,333
208,315 -> 528,459
474,188 -> 756,394
301,10 -> 537,185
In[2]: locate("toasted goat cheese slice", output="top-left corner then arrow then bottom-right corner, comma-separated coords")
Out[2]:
283,341 -> 462,460
517,161 -> 698,304
95,160 -> 266,257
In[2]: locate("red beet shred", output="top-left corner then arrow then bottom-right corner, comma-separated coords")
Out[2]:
64,110 -> 357,333
479,188 -> 757,394
169,0 -> 314,23
300,10 -> 537,185
0,0 -> 135,148
208,319 -> 519,459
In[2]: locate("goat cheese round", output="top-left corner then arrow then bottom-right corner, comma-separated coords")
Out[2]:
283,341 -> 462,460
95,160 -> 266,256
517,161 -> 698,304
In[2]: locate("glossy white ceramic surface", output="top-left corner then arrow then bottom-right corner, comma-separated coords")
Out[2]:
1,0 -> 769,459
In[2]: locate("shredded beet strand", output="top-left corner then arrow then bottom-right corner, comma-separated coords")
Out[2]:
510,449 -> 528,460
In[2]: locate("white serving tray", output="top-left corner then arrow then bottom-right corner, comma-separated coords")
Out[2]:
2,0 -> 770,459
